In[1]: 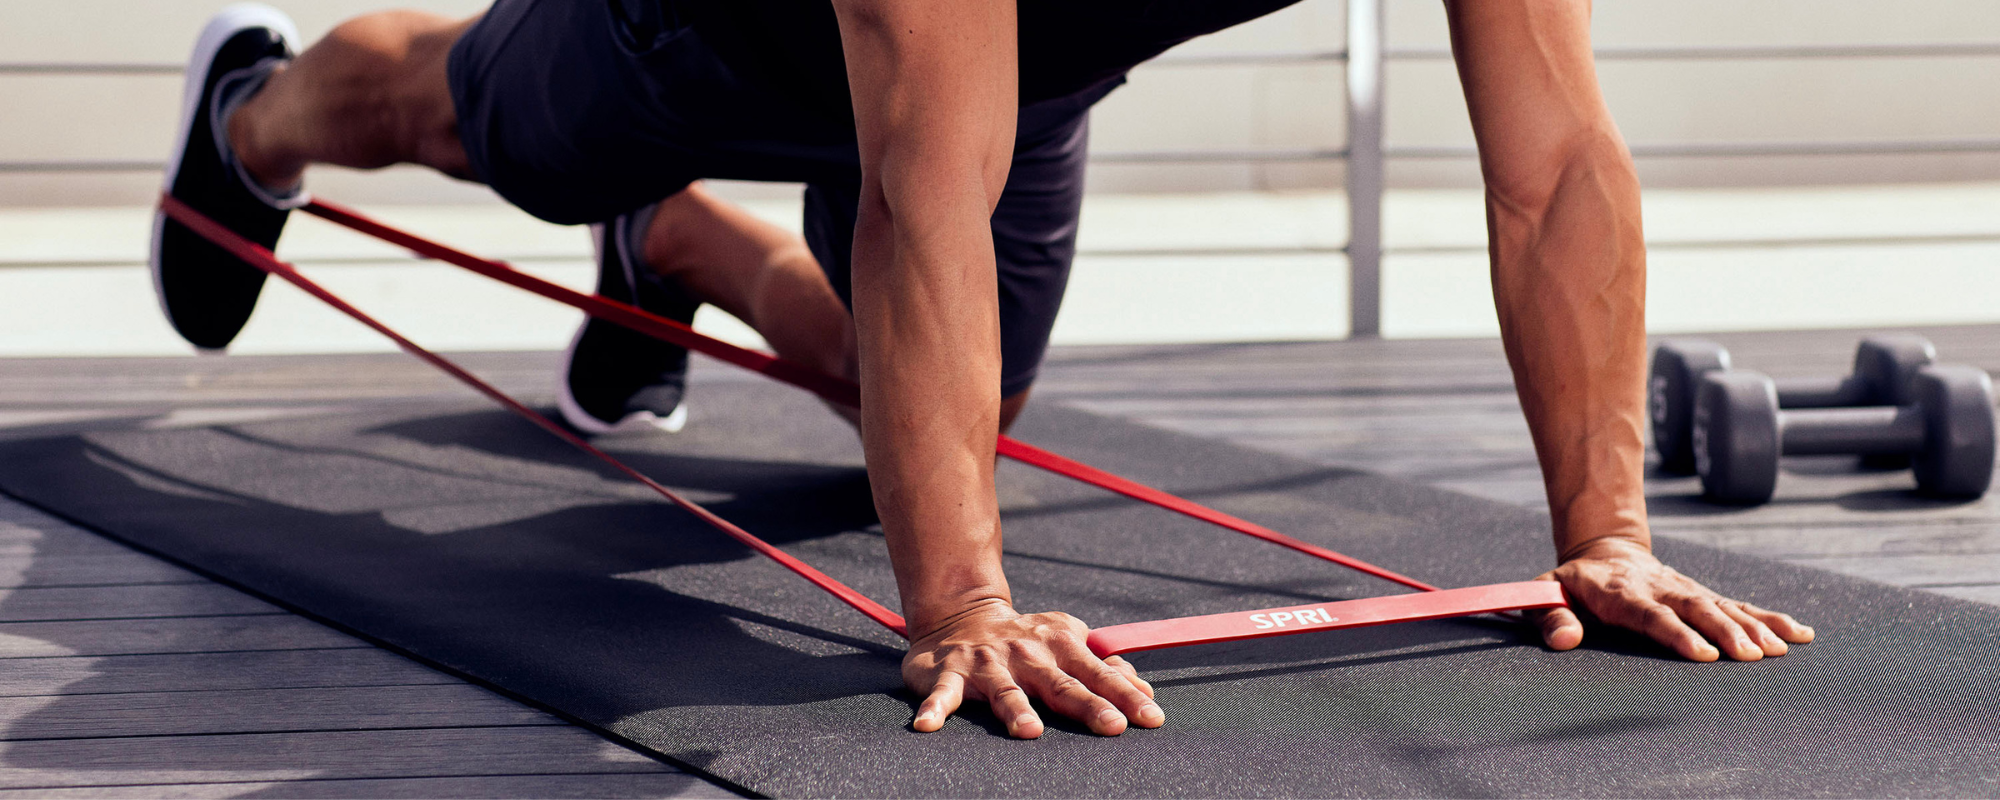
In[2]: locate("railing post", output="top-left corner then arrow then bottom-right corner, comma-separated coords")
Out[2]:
1345,0 -> 1385,338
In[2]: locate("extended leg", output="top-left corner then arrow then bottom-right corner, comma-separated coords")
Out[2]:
229,11 -> 478,190
155,6 -> 483,350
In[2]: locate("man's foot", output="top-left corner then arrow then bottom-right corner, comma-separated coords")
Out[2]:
557,205 -> 703,435
151,3 -> 306,351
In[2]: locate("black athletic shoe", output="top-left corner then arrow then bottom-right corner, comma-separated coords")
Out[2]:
151,4 -> 304,351
557,207 -> 703,435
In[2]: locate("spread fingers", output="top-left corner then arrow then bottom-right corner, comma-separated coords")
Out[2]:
1058,650 -> 1163,730
913,671 -> 965,733
978,677 -> 1042,739
1720,601 -> 1789,657
1103,655 -> 1156,700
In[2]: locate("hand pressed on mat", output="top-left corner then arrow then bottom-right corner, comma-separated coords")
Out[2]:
904,601 -> 1163,739
1532,538 -> 1815,662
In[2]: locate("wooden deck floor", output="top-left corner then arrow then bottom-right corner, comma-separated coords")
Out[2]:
1037,323 -> 2000,606
0,323 -> 1994,796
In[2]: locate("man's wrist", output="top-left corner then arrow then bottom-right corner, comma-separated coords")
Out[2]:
1549,489 -> 1652,565
904,592 -> 1013,642
1557,534 -> 1652,564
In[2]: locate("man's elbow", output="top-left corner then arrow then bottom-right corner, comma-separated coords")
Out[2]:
862,146 -> 1011,234
829,0 -> 892,32
1481,125 -> 1638,218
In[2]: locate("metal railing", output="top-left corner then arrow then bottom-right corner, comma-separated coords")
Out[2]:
1345,0 -> 1386,338
1115,2 -> 2000,336
6,1 -> 2000,335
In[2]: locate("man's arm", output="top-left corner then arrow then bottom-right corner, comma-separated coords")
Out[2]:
1445,0 -> 1813,660
830,0 -> 1161,738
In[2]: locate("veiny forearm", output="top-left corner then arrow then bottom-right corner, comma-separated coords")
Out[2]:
1446,1 -> 1815,663
835,0 -> 1019,635
1448,0 -> 1652,561
1487,137 -> 1651,560
852,190 -> 1010,634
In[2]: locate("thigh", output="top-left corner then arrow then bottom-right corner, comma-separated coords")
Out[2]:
989,102 -> 1091,398
802,101 -> 1091,398
447,0 -> 853,225
448,0 -> 688,223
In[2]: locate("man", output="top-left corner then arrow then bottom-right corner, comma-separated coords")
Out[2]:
154,0 -> 1813,740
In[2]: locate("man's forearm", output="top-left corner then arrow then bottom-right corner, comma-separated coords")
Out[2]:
1487,137 -> 1651,560
1447,0 -> 1651,561
1448,0 -> 1814,662
834,0 -> 1020,635
851,193 -> 1012,633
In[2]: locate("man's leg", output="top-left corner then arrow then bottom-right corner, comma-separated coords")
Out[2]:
157,7 -> 484,351
764,95 -> 1091,436
190,6 -> 1036,433
640,184 -> 855,385
228,11 -> 478,191
202,8 -> 885,432
639,183 -> 1035,430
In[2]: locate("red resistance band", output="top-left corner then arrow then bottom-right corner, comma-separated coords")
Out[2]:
160,194 -> 1568,657
298,198 -> 1440,592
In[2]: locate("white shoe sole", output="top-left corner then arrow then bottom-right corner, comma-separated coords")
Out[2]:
150,3 -> 300,355
554,223 -> 688,436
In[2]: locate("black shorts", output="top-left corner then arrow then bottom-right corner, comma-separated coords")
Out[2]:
447,0 -> 1115,396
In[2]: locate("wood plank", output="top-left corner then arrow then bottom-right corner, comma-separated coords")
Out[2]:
0,773 -> 734,799
0,685 -> 562,740
0,518 -> 139,558
1931,585 -> 2000,605
0,352 -> 564,408
0,584 -> 276,622
0,727 -> 673,789
1652,520 -> 2000,560
0,616 -> 365,658
1647,461 -> 2000,521
0,324 -> 1990,410
0,649 -> 457,698
1786,553 -> 2000,588
0,531 -> 137,558
0,553 -> 202,589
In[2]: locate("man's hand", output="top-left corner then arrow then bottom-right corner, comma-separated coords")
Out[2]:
1445,0 -> 1803,658
1533,538 -> 1815,662
904,601 -> 1163,739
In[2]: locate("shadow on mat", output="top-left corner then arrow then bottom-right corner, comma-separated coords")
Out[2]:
38,429 -> 913,713
370,410 -> 875,504
995,464 -> 1372,523
1832,488 -> 1989,513
1384,714 -> 1679,798
383,411 -> 1465,613
11,412 -> 1595,738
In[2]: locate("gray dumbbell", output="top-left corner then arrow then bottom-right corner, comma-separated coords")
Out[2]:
1651,334 -> 1937,473
1693,364 -> 1996,504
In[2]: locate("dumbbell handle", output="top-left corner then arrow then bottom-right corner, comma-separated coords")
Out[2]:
1772,374 -> 1869,408
1779,406 -> 1925,456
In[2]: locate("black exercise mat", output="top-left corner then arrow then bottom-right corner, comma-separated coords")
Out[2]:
1,381 -> 1996,798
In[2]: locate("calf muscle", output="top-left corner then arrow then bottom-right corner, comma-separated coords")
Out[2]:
231,11 -> 476,188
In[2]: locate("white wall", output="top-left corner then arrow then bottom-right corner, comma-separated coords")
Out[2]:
6,0 -> 2000,205
1092,0 -> 2000,192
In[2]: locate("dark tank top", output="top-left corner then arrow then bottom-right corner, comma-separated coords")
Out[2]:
656,0 -> 1304,123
